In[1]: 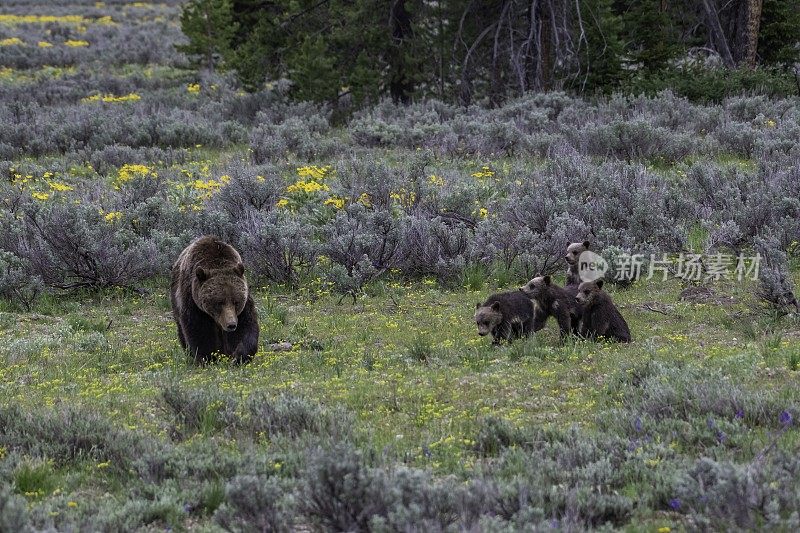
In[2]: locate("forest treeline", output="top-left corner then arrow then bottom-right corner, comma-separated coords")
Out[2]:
180,0 -> 800,105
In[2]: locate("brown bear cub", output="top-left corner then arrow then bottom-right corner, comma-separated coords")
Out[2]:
575,279 -> 631,343
565,240 -> 591,287
519,275 -> 580,338
474,291 -> 536,345
170,236 -> 260,364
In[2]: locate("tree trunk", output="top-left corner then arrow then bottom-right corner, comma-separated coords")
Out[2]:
540,0 -> 553,90
741,0 -> 763,68
390,0 -> 414,104
702,0 -> 735,68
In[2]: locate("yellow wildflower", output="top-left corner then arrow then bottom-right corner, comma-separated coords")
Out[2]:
104,211 -> 122,223
82,92 -> 140,103
0,15 -> 114,25
67,501 -> 78,508
276,198 -> 289,209
48,181 -> 73,192
187,83 -> 200,94
96,461 -> 110,469
38,41 -> 53,48
296,165 -> 331,180
358,192 -> 372,207
0,37 -> 23,46
478,207 -> 488,219
471,165 -> 495,179
64,39 -> 89,47
31,191 -> 49,201
115,164 -> 155,188
428,174 -> 444,186
389,188 -> 416,207
192,179 -> 222,191
286,179 -> 329,194
324,196 -> 345,209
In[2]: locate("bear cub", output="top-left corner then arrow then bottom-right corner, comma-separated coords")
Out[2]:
170,236 -> 260,364
565,240 -> 591,287
475,291 -> 536,345
575,279 -> 631,343
519,275 -> 580,338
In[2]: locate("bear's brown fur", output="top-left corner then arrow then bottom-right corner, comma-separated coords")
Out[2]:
565,240 -> 591,287
575,279 -> 631,343
170,236 -> 259,364
519,275 -> 580,338
475,291 -> 536,345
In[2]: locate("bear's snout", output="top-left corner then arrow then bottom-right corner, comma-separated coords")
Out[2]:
225,321 -> 237,332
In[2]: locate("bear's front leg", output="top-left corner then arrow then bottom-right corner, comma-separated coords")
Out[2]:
182,309 -> 221,364
229,298 -> 259,364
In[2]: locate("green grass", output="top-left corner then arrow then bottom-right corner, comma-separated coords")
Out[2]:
1,276 -> 796,449
2,273 -> 799,528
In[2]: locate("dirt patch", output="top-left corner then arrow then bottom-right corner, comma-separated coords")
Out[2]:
678,286 -> 738,306
636,301 -> 680,317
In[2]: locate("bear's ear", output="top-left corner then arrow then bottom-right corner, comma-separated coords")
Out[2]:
476,301 -> 482,309
596,279 -> 604,290
196,267 -> 208,282
583,240 -> 590,249
491,302 -> 501,312
234,262 -> 245,276
543,275 -> 551,285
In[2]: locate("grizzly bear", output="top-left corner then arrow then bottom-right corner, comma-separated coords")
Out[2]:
519,275 -> 580,338
574,279 -> 631,343
170,236 -> 259,364
474,291 -> 536,345
565,240 -> 591,287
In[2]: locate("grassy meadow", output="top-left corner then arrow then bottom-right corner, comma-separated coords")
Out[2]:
1,0 -> 800,531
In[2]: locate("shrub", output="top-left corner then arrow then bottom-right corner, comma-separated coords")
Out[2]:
0,404 -> 160,477
321,205 -> 406,295
0,483 -> 29,533
14,202 -> 159,290
250,113 -> 334,163
241,393 -> 354,441
239,211 -> 318,285
755,236 -> 800,314
214,475 -> 295,532
0,250 -> 43,311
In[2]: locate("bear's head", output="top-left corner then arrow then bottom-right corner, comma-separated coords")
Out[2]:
519,275 -> 550,301
192,263 -> 248,332
575,279 -> 604,305
565,240 -> 590,266
474,301 -> 502,337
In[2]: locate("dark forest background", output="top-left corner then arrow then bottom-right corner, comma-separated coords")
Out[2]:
179,0 -> 800,106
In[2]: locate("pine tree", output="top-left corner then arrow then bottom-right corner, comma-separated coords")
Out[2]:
286,35 -> 340,103
574,0 -> 625,93
178,0 -> 238,71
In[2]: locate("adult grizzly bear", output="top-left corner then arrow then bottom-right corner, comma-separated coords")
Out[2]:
170,236 -> 259,364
